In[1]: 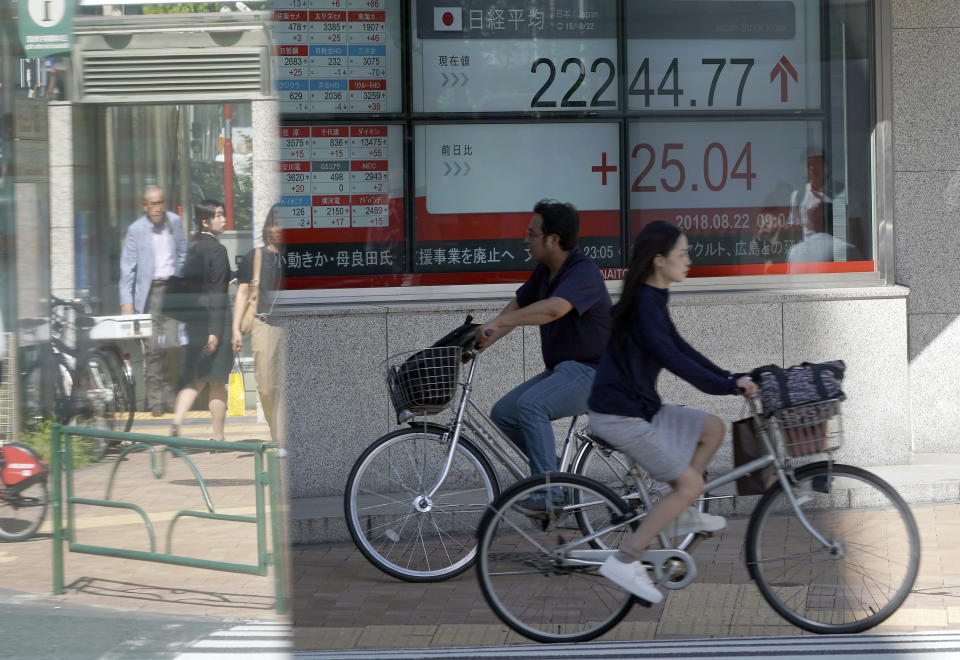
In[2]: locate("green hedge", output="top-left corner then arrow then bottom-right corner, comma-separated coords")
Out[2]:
18,422 -> 95,469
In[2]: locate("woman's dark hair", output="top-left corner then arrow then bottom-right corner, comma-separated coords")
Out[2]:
610,221 -> 683,347
192,199 -> 224,241
533,199 -> 579,251
261,204 -> 281,246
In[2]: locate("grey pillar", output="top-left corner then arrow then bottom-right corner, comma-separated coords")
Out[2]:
48,101 -> 74,299
251,97 -> 279,244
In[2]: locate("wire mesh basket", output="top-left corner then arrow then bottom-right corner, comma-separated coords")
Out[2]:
771,398 -> 843,458
383,346 -> 463,417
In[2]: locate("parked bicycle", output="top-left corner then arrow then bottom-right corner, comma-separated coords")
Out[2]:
343,322 -> 708,582
20,296 -> 135,460
474,394 -> 921,642
0,432 -> 48,541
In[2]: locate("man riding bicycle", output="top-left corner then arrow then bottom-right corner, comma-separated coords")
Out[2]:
477,200 -> 612,514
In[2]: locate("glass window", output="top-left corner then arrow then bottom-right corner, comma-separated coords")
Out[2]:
72,102 -> 256,311
274,0 -> 875,292
411,0 -> 619,113
625,0 -> 873,275
271,0 -> 402,115
625,0 -> 821,112
277,123 -> 405,288
628,119 -> 870,275
413,121 -> 620,282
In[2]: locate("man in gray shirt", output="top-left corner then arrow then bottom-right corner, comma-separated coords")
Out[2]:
119,185 -> 187,416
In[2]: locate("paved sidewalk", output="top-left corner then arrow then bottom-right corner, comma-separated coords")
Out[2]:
289,502 -> 960,651
6,417 -> 960,653
0,414 -> 288,622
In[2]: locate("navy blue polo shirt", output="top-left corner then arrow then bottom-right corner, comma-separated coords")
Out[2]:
516,247 -> 612,370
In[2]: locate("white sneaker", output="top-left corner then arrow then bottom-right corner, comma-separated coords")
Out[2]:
667,507 -> 726,536
598,555 -> 663,604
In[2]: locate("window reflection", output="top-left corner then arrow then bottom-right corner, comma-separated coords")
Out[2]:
71,103 -> 253,311
0,0 -> 877,448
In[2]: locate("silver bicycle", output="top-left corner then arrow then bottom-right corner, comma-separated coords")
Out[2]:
475,395 -> 921,642
343,328 -> 708,582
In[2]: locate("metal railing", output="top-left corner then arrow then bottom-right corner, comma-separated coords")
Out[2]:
50,424 -> 286,613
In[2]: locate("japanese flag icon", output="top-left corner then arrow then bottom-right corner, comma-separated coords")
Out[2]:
434,7 -> 463,32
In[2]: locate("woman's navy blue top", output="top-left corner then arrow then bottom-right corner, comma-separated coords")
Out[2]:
588,284 -> 741,421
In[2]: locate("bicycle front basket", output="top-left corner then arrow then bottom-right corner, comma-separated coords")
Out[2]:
383,346 -> 462,416
772,399 -> 843,458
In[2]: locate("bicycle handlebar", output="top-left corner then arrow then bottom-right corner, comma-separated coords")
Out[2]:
49,295 -> 91,314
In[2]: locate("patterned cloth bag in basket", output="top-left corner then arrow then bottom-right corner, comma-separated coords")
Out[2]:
751,361 -> 846,457
750,361 -> 845,416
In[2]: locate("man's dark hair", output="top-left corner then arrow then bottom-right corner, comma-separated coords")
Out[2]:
533,199 -> 579,251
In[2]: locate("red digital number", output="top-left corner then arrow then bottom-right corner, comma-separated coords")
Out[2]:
632,141 -> 756,193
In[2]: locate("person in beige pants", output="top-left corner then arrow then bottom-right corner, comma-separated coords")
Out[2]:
232,209 -> 286,442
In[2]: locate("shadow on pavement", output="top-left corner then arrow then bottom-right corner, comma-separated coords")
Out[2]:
68,577 -> 275,611
912,585 -> 960,598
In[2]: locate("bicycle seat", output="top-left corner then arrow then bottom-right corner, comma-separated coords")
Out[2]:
586,430 -> 618,453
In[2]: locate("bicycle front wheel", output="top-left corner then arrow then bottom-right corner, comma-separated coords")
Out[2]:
343,427 -> 499,582
572,438 -> 705,551
20,360 -> 66,428
476,473 -> 637,644
746,462 -> 920,634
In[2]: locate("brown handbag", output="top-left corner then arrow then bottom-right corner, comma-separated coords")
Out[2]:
238,247 -> 262,334
732,417 -> 776,496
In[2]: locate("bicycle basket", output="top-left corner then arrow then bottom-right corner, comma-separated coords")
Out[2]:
772,399 -> 843,458
383,346 -> 462,417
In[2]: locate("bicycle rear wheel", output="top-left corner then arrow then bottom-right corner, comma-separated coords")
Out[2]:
476,473 -> 637,643
344,427 -> 499,582
572,438 -> 705,551
71,349 -> 124,460
746,462 -> 920,634
97,346 -> 135,433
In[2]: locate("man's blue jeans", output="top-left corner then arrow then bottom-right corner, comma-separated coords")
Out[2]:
490,360 -> 596,477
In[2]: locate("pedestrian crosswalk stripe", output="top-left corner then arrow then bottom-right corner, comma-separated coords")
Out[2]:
210,630 -> 290,637
174,621 -> 291,659
176,654 -> 290,660
194,639 -> 290,648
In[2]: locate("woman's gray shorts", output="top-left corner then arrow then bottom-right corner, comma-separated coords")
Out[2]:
588,406 -> 708,482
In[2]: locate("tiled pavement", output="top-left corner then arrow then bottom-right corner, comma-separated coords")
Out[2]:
289,502 -> 960,651
0,414 -> 288,622
5,416 -> 960,651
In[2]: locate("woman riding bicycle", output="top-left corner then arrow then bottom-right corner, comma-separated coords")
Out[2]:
588,220 -> 757,603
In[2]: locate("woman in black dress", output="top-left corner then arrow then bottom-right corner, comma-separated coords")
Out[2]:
171,200 -> 232,441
